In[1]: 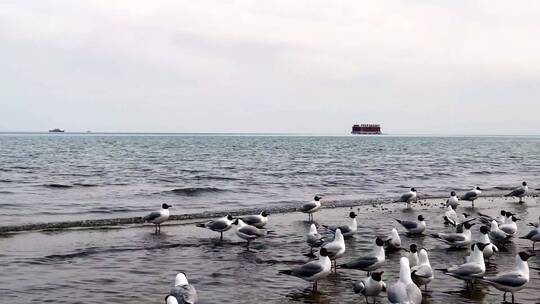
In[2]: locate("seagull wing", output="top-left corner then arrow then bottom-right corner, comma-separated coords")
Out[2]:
485,273 -> 528,287
169,285 -> 198,304
300,201 -> 318,212
238,225 -> 265,237
342,256 -> 378,270
143,211 -> 161,221
398,220 -> 418,230
206,219 -> 229,230
290,261 -> 324,279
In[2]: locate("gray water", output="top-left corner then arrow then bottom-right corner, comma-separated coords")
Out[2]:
1,134 -> 539,226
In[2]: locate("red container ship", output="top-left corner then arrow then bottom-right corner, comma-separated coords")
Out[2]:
351,124 -> 382,135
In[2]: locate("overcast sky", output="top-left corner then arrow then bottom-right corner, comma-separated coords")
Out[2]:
1,1 -> 539,134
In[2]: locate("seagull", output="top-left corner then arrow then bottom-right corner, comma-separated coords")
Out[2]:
196,215 -> 234,240
241,211 -> 269,228
431,222 -> 474,248
443,205 -> 459,226
478,225 -> 498,260
437,243 -> 487,290
394,188 -> 417,208
165,272 -> 198,304
480,252 -> 534,304
384,228 -> 402,251
300,195 -> 322,222
499,213 -> 520,236
143,203 -> 172,234
306,224 -> 325,256
323,211 -> 358,237
504,181 -> 528,203
233,219 -> 268,250
528,216 -> 540,228
322,228 -> 346,271
520,225 -> 540,250
479,210 -> 506,226
489,220 -> 511,243
411,248 -> 434,291
353,271 -> 386,304
461,187 -> 482,208
395,215 -> 426,234
278,248 -> 332,292
387,257 -> 422,304
446,191 -> 459,209
404,244 -> 419,268
340,237 -> 385,274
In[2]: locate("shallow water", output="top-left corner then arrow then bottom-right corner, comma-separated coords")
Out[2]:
1,197 -> 539,303
1,134 -> 539,226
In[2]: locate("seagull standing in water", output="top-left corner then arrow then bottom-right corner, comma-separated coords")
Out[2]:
300,196 -> 322,222
521,225 -> 540,250
340,238 -> 386,274
353,271 -> 386,304
489,220 -> 511,244
387,257 -> 422,304
241,211 -> 269,228
477,226 -> 498,260
411,248 -> 434,291
499,213 -> 520,236
395,215 -> 426,234
443,205 -> 459,226
505,181 -> 528,203
279,248 -> 332,292
305,224 -> 325,256
165,273 -> 198,304
404,244 -> 419,268
196,215 -> 234,240
437,243 -> 487,290
480,252 -> 534,304
322,228 -> 346,271
323,211 -> 358,237
461,187 -> 482,208
431,222 -> 475,248
394,188 -> 417,208
143,203 -> 172,234
384,228 -> 402,251
446,191 -> 459,209
233,219 -> 268,250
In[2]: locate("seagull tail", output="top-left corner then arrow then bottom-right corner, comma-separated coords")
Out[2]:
195,223 -> 206,228
430,234 -> 441,239
435,268 -> 448,273
443,216 -> 456,227
278,270 -> 292,275
394,218 -> 402,224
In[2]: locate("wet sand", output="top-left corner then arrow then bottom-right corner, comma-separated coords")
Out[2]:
1,196 -> 539,304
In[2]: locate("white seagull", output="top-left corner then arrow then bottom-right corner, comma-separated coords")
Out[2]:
305,224 -> 325,256
437,243 -> 487,290
384,228 -> 402,251
353,271 -> 386,304
323,211 -> 358,237
322,228 -> 346,271
394,188 -> 418,208
196,214 -> 234,240
499,213 -> 520,236
143,203 -> 172,234
395,215 -> 426,234
241,211 -> 269,228
300,195 -> 322,222
279,248 -> 332,292
489,220 -> 511,243
477,225 -> 498,260
521,225 -> 540,251
446,191 -> 459,209
504,181 -> 528,203
443,205 -> 459,226
431,222 -> 474,248
405,244 -> 419,268
165,272 -> 198,304
340,237 -> 385,274
233,218 -> 268,250
480,252 -> 534,304
411,248 -> 434,291
460,186 -> 482,208
387,257 -> 422,304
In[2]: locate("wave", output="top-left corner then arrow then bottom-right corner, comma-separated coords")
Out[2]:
0,191 -> 14,194
164,187 -> 227,196
73,183 -> 99,187
193,175 -> 240,181
43,183 -> 73,189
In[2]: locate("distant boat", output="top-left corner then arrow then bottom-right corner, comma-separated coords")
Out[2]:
351,124 -> 382,135
48,128 -> 65,133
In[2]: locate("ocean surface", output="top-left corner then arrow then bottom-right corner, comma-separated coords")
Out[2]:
1,133 -> 539,226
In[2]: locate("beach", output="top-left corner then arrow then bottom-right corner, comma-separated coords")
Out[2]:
1,195 -> 539,304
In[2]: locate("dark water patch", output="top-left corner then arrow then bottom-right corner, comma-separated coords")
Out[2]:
43,183 -> 73,189
0,179 -> 14,183
193,175 -> 240,181
73,183 -> 99,187
10,165 -> 39,170
164,187 -> 227,196
0,168 -> 12,172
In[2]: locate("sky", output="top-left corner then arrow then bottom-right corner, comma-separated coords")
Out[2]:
1,1 -> 540,135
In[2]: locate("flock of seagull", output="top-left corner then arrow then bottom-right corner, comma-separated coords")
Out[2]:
142,181 -> 539,304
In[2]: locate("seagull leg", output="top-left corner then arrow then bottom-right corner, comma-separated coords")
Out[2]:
220,232 -> 223,241
503,292 -> 506,302
512,293 -> 514,304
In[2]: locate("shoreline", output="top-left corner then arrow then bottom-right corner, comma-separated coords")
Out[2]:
1,192 -> 537,234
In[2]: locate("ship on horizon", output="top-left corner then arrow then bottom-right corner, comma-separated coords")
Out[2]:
48,128 -> 65,133
351,124 -> 382,135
